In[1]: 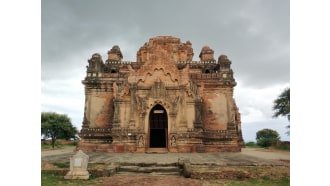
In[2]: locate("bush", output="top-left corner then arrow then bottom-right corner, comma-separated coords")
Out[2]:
245,141 -> 258,147
257,138 -> 278,147
256,128 -> 280,148
272,141 -> 290,151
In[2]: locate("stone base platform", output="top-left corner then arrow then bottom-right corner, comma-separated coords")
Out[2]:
42,147 -> 289,166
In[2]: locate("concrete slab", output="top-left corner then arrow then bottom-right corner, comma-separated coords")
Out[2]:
41,147 -> 289,166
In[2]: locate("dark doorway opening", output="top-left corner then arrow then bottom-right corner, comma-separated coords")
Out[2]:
149,104 -> 168,148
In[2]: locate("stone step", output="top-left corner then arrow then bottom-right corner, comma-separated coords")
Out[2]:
120,162 -> 178,167
119,166 -> 181,173
116,171 -> 182,176
145,148 -> 168,154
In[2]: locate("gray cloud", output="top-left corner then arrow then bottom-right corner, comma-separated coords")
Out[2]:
42,0 -> 289,84
42,0 -> 290,140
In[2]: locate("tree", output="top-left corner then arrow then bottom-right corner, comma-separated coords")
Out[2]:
41,112 -> 78,149
272,87 -> 290,134
256,128 -> 280,147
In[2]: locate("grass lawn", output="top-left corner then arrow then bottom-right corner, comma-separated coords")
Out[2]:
41,141 -> 77,150
41,171 -> 289,186
41,172 -> 103,186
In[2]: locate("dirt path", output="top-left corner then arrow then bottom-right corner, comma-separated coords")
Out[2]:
100,175 -> 202,186
241,148 -> 290,160
41,146 -> 76,157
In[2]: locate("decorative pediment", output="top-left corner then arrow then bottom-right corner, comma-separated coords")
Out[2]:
133,68 -> 179,87
129,36 -> 192,86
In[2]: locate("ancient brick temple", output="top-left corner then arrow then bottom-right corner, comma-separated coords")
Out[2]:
78,36 -> 244,153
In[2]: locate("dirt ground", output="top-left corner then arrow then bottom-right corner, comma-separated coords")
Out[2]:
100,175 -> 202,186
99,165 -> 290,186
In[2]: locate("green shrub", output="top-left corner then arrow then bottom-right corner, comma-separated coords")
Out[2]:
275,142 -> 290,151
256,129 -> 280,148
245,141 -> 258,147
257,138 -> 279,147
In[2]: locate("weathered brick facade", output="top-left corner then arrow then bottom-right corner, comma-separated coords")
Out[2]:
78,36 -> 244,152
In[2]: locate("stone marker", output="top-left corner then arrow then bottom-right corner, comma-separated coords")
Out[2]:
64,150 -> 90,179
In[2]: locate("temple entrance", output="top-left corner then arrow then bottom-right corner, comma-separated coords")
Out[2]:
149,104 -> 168,148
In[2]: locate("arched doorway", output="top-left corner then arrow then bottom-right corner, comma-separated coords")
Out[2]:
149,104 -> 168,148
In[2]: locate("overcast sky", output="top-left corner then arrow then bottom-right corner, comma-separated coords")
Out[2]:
41,0 -> 290,142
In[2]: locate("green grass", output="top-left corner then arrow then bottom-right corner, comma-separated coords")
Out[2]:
42,171 -> 289,186
274,145 -> 290,151
41,172 -> 289,186
244,141 -> 290,152
41,172 -> 102,186
244,141 -> 259,148
224,177 -> 290,186
41,142 -> 63,149
190,176 -> 290,186
53,162 -> 70,168
41,142 -> 77,150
